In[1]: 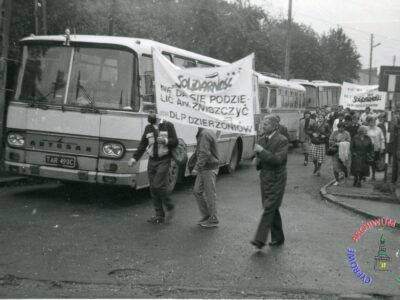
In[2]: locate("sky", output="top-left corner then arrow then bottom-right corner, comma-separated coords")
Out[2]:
250,0 -> 400,71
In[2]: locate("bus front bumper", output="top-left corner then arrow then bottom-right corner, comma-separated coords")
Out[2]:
4,161 -> 137,187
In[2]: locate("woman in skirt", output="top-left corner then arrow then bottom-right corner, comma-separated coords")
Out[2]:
309,114 -> 331,176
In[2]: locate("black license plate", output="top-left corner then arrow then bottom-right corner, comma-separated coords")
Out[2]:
45,155 -> 76,168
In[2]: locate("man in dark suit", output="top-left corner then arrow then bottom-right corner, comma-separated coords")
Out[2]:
251,115 -> 289,249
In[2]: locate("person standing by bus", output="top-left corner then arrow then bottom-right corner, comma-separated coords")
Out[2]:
128,110 -> 178,224
188,127 -> 220,228
309,114 -> 331,176
251,115 -> 288,249
299,110 -> 314,166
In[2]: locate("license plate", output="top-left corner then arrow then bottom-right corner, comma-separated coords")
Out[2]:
45,155 -> 76,168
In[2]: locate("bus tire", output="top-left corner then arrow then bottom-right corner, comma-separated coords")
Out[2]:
292,140 -> 299,148
224,141 -> 241,174
167,159 -> 180,194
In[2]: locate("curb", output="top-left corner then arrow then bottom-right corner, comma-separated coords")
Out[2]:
320,180 -> 400,230
327,191 -> 395,203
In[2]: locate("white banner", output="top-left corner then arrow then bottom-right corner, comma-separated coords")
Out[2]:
153,48 -> 256,134
339,82 -> 386,110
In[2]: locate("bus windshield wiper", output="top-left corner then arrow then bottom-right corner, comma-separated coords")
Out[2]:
75,72 -> 100,114
30,91 -> 51,109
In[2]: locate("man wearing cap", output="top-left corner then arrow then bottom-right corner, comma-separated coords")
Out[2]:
128,110 -> 178,224
251,115 -> 288,249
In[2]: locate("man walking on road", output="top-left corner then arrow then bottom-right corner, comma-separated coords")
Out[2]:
128,110 -> 178,224
251,115 -> 288,249
189,127 -> 220,228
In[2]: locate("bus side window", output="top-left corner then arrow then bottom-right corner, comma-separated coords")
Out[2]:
269,89 -> 277,108
259,87 -> 268,109
141,55 -> 155,112
173,55 -> 196,68
197,61 -> 215,68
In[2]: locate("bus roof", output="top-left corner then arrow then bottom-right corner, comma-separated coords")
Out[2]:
258,74 -> 306,92
20,34 -> 229,67
290,79 -> 341,88
312,80 -> 342,88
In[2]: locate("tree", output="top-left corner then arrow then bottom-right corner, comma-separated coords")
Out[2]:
320,27 -> 361,83
8,1 -> 361,85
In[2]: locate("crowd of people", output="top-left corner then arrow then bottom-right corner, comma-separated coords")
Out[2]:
299,105 -> 388,187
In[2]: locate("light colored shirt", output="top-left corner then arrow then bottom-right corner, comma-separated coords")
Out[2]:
268,131 -> 277,140
332,118 -> 343,132
367,126 -> 385,151
360,112 -> 377,124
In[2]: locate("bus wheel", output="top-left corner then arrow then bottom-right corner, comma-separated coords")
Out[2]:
224,142 -> 240,174
292,140 -> 299,148
167,159 -> 180,194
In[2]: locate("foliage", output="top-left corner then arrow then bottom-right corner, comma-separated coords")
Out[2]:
9,0 -> 361,83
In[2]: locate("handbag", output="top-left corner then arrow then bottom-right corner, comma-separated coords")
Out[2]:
171,138 -> 188,166
326,144 -> 338,156
374,153 -> 386,172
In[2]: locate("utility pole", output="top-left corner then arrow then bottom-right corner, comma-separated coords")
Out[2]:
0,0 -> 11,161
34,0 -> 39,34
368,34 -> 381,85
108,0 -> 117,36
34,0 -> 47,35
283,0 -> 292,79
42,0 -> 47,35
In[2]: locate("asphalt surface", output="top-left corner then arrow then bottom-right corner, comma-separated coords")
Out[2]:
1,148 -> 400,299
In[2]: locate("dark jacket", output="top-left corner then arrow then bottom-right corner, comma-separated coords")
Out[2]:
278,124 -> 290,141
256,131 -> 288,209
344,123 -> 359,138
309,121 -> 331,145
351,134 -> 374,177
189,128 -> 219,172
133,121 -> 178,160
256,131 -> 288,171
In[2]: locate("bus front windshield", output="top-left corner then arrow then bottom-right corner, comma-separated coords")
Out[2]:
15,45 -> 138,111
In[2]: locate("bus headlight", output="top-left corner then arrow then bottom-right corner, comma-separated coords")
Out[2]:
102,142 -> 124,158
7,133 -> 25,147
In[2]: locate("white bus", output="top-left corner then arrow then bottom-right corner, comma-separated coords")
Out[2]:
290,79 -> 342,109
5,33 -> 255,192
256,74 -> 306,143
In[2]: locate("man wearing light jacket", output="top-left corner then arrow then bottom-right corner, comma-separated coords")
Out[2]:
188,127 -> 220,228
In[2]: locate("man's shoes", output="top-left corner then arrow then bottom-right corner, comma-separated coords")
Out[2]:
147,216 -> 164,224
200,216 -> 219,228
333,181 -> 339,186
250,240 -> 265,250
165,208 -> 175,223
268,240 -> 284,247
304,161 -> 308,166
197,216 -> 210,226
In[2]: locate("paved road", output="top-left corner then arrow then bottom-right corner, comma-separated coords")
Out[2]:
1,148 -> 400,298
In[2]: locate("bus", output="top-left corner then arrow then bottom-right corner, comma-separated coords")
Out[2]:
5,33 -> 255,193
290,79 -> 342,110
256,74 -> 306,143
